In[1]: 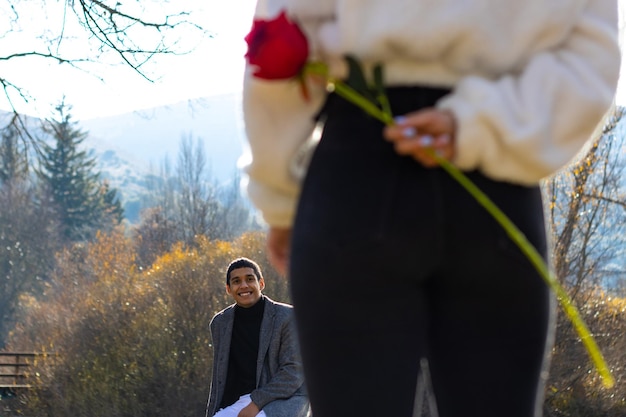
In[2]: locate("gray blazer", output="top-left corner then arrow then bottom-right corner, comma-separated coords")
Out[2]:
206,296 -> 309,417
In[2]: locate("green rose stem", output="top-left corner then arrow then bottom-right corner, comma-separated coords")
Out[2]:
434,155 -> 614,389
304,63 -> 615,388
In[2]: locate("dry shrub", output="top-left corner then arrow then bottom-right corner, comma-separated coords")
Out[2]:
544,290 -> 626,417
6,230 -> 287,417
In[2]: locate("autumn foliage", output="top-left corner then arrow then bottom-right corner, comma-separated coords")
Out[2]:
2,107 -> 625,416
4,229 -> 625,417
543,291 -> 626,417
5,230 -> 289,417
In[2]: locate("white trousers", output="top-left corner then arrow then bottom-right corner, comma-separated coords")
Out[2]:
213,394 -> 267,417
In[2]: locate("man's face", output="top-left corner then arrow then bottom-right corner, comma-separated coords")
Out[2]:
226,267 -> 265,308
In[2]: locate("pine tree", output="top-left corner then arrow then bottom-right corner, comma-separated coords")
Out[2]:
38,103 -> 123,241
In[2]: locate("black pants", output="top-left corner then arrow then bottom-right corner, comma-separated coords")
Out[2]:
290,88 -> 553,417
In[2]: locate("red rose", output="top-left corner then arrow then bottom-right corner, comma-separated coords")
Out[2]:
244,11 -> 309,80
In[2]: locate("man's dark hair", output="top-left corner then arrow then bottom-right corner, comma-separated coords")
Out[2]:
226,257 -> 263,285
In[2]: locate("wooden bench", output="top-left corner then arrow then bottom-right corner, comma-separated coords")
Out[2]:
0,352 -> 41,389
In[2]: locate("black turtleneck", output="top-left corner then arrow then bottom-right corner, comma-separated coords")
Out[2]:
220,296 -> 266,409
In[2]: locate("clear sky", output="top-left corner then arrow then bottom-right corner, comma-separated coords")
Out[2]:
0,0 -> 256,120
1,0 -> 624,121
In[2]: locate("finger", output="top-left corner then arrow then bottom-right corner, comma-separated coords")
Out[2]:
385,109 -> 455,139
384,111 -> 442,142
433,133 -> 455,161
420,134 -> 454,166
383,124 -> 416,142
393,133 -> 433,154
391,134 -> 437,167
392,133 -> 454,167
409,109 -> 455,134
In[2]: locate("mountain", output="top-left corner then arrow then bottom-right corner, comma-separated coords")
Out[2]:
82,93 -> 246,181
0,94 -> 248,224
80,93 -> 247,222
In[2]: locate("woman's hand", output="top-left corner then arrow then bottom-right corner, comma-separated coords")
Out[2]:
383,108 -> 456,167
267,227 -> 292,276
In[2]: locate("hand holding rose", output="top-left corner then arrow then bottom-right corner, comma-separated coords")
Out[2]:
383,108 -> 457,167
244,10 -> 458,168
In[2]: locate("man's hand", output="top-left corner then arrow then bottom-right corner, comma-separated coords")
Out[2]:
267,227 -> 292,276
383,108 -> 456,167
238,401 -> 260,417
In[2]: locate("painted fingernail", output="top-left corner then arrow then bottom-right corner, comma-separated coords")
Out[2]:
420,135 -> 434,146
394,116 -> 407,125
402,127 -> 417,138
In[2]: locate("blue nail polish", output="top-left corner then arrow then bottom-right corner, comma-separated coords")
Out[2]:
394,116 -> 407,125
402,127 -> 417,138
420,135 -> 434,146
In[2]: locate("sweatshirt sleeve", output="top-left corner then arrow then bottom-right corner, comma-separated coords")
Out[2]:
437,0 -> 620,184
242,72 -> 326,228
242,0 -> 327,228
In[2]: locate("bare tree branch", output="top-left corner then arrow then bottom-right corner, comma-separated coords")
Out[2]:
581,193 -> 626,210
0,0 -> 208,163
547,105 -> 626,298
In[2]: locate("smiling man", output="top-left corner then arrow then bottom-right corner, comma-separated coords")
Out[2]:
206,257 -> 309,417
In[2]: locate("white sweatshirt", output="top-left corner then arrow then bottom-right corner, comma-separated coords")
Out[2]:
243,0 -> 621,228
